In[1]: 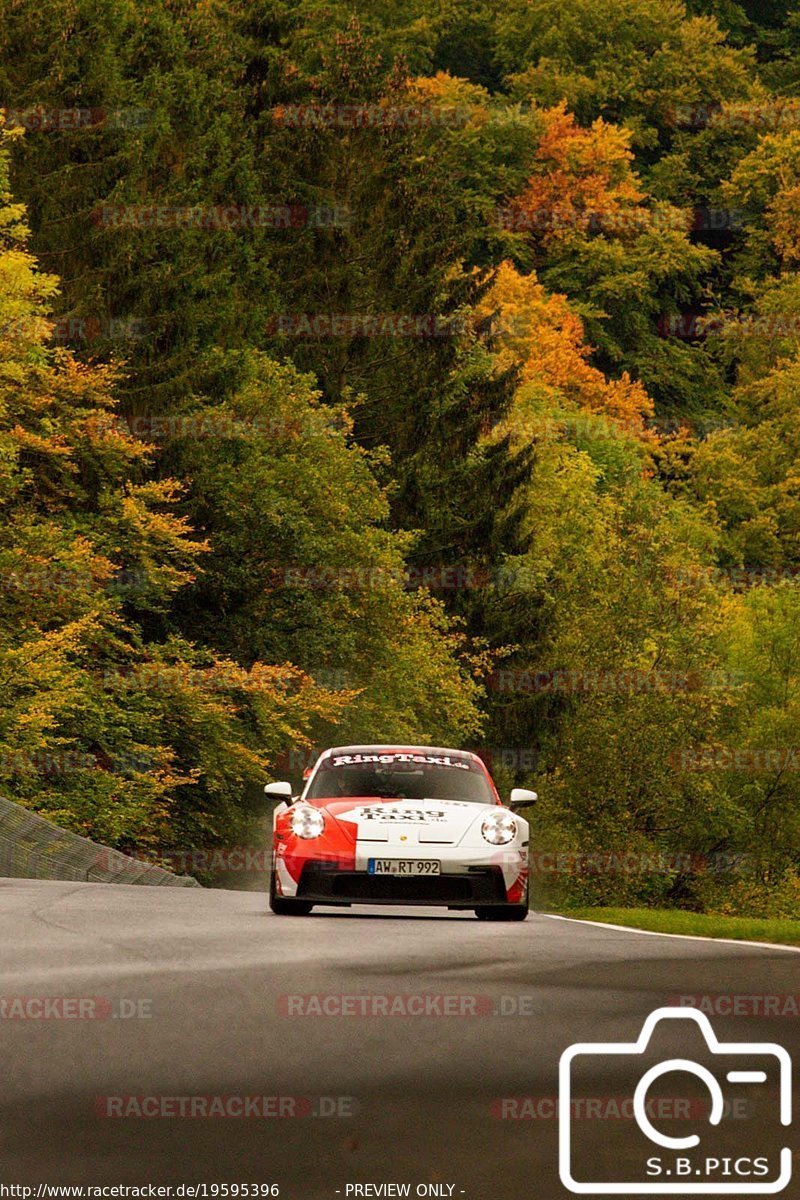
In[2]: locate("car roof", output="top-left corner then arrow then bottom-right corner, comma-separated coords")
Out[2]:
321,744 -> 482,762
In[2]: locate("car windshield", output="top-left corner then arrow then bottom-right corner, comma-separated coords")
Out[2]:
306,753 -> 494,804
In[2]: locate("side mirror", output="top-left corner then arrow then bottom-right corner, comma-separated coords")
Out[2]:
509,787 -> 538,810
264,781 -> 294,801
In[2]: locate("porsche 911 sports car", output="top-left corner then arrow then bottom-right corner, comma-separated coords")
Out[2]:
265,745 -> 536,920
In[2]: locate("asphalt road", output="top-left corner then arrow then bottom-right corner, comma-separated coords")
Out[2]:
0,880 -> 797,1198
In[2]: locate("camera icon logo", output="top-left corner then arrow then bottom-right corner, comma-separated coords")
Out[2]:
559,1007 -> 792,1194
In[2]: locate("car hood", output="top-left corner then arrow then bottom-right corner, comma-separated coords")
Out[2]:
311,796 -> 504,845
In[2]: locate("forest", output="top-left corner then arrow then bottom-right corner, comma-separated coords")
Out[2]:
1,0 -> 799,913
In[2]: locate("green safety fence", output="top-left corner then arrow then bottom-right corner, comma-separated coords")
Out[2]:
0,795 -> 200,887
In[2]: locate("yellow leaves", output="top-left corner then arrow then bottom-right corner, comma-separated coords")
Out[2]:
478,259 -> 587,384
122,488 -> 206,553
113,483 -> 208,601
9,423 -> 72,457
82,411 -> 151,461
0,141 -> 59,374
244,661 -> 357,738
0,243 -> 56,286
0,245 -> 58,382
724,130 -> 800,268
477,261 -> 653,436
769,184 -> 800,265
406,72 -> 491,125
109,655 -> 355,726
1,535 -> 119,624
0,613 -> 103,734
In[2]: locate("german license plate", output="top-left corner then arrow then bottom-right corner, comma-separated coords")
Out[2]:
367,859 -> 441,876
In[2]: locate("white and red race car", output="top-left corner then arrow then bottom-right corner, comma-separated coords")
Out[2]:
265,745 -> 536,920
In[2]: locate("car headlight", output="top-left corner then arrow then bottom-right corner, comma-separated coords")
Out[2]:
290,806 -> 326,839
481,811 -> 518,846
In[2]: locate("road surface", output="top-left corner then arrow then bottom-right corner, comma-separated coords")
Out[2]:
0,880 -> 797,1197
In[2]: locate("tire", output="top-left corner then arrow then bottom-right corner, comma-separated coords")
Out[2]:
270,896 -> 314,916
474,905 -> 528,921
269,860 -> 313,916
476,872 -> 529,921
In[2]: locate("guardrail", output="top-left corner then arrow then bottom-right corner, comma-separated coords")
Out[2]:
0,795 -> 200,887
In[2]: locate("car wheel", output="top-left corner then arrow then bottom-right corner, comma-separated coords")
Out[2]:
270,896 -> 314,916
474,905 -> 528,921
269,860 -> 314,916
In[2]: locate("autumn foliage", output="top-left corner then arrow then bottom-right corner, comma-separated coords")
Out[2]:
0,0 -> 799,911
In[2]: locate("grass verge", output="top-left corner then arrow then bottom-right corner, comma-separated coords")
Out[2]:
557,907 -> 800,947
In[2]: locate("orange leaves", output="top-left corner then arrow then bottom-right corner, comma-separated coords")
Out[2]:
478,261 -> 653,435
9,423 -> 71,458
601,374 -> 654,431
509,103 -> 645,240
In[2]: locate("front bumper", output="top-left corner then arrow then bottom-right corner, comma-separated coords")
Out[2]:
292,861 -> 515,907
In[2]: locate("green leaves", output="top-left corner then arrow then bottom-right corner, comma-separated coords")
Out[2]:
1,0 -> 800,910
